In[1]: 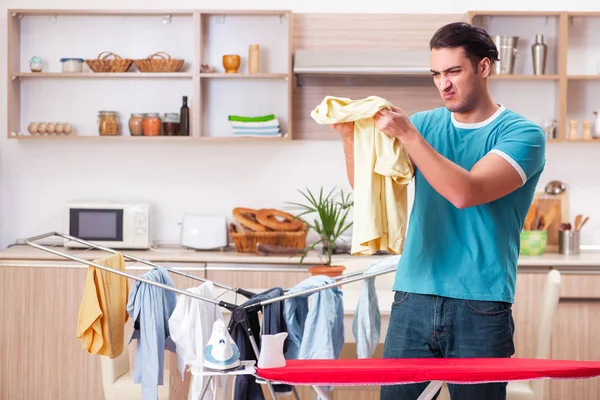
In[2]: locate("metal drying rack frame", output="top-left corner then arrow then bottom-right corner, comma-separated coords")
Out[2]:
23,231 -> 397,400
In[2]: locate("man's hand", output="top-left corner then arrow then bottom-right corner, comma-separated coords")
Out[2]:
373,106 -> 419,142
330,122 -> 354,139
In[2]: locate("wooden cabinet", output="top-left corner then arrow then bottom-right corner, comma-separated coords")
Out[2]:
7,9 -> 292,141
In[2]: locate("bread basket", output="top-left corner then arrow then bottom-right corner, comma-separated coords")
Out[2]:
85,51 -> 133,73
229,223 -> 308,253
134,52 -> 184,73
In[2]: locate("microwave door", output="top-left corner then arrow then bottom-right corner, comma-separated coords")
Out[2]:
69,208 -> 124,242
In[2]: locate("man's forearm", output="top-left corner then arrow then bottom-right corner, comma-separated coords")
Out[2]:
402,132 -> 473,208
341,136 -> 355,189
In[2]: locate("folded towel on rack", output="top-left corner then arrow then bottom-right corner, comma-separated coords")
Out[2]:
127,266 -> 181,400
168,281 -> 225,400
353,255 -> 400,359
228,114 -> 276,122
230,119 -> 280,128
76,253 -> 129,358
311,95 -> 414,256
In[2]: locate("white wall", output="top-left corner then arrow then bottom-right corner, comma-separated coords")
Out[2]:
1,0 -> 600,249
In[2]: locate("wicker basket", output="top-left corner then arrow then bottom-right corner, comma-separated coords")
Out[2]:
134,52 -> 184,73
86,51 -> 133,73
229,224 -> 308,253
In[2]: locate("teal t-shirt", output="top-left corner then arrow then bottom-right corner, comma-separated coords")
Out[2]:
393,105 -> 546,303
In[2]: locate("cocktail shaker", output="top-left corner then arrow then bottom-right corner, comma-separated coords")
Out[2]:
532,34 -> 547,75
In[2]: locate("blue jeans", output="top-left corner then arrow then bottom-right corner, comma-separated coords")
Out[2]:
380,291 -> 515,400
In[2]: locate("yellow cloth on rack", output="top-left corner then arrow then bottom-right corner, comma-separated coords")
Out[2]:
76,253 -> 129,358
311,95 -> 414,255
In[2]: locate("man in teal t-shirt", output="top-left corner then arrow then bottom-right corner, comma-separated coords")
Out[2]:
331,22 -> 546,400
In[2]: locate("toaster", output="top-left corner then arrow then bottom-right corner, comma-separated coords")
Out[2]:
180,213 -> 228,250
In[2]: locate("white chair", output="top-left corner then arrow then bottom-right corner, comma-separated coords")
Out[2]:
437,269 -> 562,400
101,341 -> 170,400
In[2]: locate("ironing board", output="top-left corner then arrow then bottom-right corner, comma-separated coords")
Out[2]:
256,357 -> 600,400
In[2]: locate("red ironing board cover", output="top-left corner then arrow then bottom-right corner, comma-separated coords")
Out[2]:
256,358 -> 600,386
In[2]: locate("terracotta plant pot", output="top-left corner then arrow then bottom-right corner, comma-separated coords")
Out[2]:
308,265 -> 345,278
222,54 -> 240,73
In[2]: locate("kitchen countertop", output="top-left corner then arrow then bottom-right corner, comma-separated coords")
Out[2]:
1,244 -> 600,269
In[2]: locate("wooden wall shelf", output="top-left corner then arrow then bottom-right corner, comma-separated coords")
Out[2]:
468,11 -> 600,141
7,9 -> 293,140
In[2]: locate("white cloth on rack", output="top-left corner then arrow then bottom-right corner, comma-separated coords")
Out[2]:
353,255 -> 400,358
168,281 -> 225,400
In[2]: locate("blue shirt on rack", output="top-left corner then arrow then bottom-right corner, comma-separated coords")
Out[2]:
393,105 -> 546,303
127,266 -> 180,400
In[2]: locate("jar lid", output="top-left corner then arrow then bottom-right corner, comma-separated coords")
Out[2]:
60,58 -> 84,62
29,56 -> 42,63
131,113 -> 145,117
98,111 -> 118,115
164,113 -> 180,117
145,113 -> 160,117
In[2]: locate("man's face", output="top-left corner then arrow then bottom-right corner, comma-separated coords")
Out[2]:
430,47 -> 487,113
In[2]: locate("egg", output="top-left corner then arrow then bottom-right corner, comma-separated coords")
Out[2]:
28,122 -> 38,134
63,123 -> 72,134
37,122 -> 46,134
46,123 -> 55,134
55,123 -> 63,134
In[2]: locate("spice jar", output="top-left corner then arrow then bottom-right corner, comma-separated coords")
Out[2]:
98,111 -> 120,136
162,113 -> 180,136
129,113 -> 144,136
143,113 -> 161,136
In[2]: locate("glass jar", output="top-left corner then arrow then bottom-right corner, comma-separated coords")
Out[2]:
162,113 -> 180,136
98,111 -> 120,136
129,113 -> 144,136
143,113 -> 161,136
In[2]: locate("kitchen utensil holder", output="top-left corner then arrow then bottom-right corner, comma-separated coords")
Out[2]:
559,230 -> 580,255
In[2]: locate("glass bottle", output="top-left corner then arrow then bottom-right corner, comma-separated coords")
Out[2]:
143,113 -> 161,136
98,111 -> 120,136
162,113 -> 180,136
129,113 -> 144,136
179,96 -> 189,136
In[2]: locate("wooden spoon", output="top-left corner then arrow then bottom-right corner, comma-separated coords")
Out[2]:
540,205 -> 558,230
577,216 -> 589,231
574,214 -> 583,231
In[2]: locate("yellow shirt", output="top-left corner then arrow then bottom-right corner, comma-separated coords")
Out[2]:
311,95 -> 414,255
76,253 -> 130,358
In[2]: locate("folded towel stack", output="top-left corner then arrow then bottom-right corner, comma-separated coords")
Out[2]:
228,114 -> 281,137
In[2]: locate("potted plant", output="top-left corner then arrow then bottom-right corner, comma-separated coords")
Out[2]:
286,186 -> 353,277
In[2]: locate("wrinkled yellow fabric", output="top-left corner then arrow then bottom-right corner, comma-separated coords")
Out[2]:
76,253 -> 129,358
311,95 -> 414,255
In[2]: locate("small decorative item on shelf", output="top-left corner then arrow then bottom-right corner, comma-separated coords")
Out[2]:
28,121 -> 72,135
222,54 -> 240,73
200,64 -> 215,73
133,52 -> 184,72
248,44 -> 260,73
129,113 -> 144,136
98,111 -> 120,136
582,120 -> 593,140
531,34 -> 547,75
179,96 -> 189,136
142,113 -> 161,136
593,110 -> 600,138
569,120 -> 579,140
542,119 -> 557,139
86,51 -> 132,73
29,56 -> 43,72
492,36 -> 518,75
60,58 -> 84,73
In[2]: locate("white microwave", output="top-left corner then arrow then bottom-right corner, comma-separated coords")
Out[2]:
65,202 -> 151,249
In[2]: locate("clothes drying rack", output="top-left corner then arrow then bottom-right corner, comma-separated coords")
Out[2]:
24,231 -> 397,400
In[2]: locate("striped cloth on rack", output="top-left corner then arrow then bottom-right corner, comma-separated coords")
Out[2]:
228,114 -> 281,137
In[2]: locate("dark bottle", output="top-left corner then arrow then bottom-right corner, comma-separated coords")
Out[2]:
179,96 -> 189,136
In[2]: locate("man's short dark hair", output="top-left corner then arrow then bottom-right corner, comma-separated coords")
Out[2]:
430,22 -> 499,69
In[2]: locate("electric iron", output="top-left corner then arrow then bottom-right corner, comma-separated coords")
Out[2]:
203,319 -> 241,371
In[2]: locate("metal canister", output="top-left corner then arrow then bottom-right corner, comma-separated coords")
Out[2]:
492,35 -> 519,75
